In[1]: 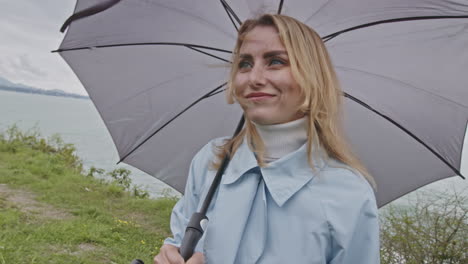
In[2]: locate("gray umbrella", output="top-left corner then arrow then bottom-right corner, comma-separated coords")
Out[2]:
56,0 -> 467,208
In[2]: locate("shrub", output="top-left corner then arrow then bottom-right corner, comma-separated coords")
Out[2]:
380,189 -> 467,264
106,168 -> 149,199
1,124 -> 83,172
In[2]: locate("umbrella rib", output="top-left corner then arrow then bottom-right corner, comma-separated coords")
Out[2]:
60,0 -> 121,33
220,0 -> 242,26
220,1 -> 239,31
186,46 -> 231,63
102,72 -> 203,113
277,0 -> 284,14
335,66 -> 468,110
344,92 -> 465,180
322,15 -> 468,42
206,88 -> 227,98
118,82 -> 227,164
52,42 -> 232,54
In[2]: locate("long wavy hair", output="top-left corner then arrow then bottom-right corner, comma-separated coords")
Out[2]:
213,14 -> 375,187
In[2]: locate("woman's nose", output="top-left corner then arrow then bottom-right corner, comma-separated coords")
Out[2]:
248,66 -> 266,87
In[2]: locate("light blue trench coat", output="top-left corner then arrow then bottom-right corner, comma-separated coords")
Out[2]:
164,138 -> 380,264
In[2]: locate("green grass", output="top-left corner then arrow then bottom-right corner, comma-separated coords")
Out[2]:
0,126 -> 177,263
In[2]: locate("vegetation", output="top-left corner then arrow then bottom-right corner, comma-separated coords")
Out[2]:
380,190 -> 467,264
0,126 -> 176,263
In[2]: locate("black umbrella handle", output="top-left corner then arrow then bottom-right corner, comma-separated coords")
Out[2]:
128,213 -> 207,263
128,214 -> 206,264
179,213 -> 208,261
130,116 -> 244,263
179,115 -> 244,260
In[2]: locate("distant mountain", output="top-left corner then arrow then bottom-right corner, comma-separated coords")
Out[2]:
0,76 -> 89,100
0,76 -> 18,87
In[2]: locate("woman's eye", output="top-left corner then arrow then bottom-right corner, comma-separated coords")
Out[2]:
238,61 -> 252,69
269,58 -> 285,66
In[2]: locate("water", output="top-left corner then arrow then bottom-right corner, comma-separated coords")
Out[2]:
0,90 -> 175,197
0,90 -> 466,203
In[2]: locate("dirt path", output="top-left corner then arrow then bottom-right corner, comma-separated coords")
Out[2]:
0,183 -> 104,256
0,183 -> 72,220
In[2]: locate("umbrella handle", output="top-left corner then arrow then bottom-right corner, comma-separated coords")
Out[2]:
180,116 -> 243,260
179,213 -> 208,261
128,216 -> 206,263
128,213 -> 206,264
130,116 -> 243,263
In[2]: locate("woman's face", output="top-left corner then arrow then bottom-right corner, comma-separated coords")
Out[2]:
234,25 -> 304,125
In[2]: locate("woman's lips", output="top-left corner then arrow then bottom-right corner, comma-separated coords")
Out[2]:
245,92 -> 275,101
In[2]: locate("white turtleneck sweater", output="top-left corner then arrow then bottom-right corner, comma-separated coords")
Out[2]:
253,117 -> 308,163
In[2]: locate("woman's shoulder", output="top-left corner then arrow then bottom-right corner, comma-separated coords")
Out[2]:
309,159 -> 376,205
185,137 -> 230,195
306,160 -> 378,226
188,137 -> 230,178
322,159 -> 372,188
191,137 -> 229,165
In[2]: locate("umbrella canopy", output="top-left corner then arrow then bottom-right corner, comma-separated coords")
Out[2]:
56,0 -> 468,207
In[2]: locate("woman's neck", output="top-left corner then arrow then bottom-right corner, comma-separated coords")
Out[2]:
253,117 -> 308,162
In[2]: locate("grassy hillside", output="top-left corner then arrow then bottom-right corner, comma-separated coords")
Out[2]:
0,126 -> 177,264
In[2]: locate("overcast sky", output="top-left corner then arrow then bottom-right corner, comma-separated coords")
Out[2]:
0,0 -> 85,95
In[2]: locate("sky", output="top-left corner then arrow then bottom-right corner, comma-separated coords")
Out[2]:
0,0 -> 85,95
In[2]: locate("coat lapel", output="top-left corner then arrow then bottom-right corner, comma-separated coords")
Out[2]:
203,141 -> 260,264
203,169 -> 261,263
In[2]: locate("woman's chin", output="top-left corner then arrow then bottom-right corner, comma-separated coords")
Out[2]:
248,115 -> 278,125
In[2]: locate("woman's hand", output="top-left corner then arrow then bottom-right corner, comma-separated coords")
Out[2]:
154,244 -> 204,264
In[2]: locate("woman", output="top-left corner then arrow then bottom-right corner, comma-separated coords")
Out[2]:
154,14 -> 379,264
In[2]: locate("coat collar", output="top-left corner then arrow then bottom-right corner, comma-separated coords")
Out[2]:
221,139 -> 326,207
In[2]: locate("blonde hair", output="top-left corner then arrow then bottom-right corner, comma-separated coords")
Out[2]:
214,14 -> 375,187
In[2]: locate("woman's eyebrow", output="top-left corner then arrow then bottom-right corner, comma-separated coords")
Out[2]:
238,50 -> 287,60
263,50 -> 287,58
239,53 -> 252,60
